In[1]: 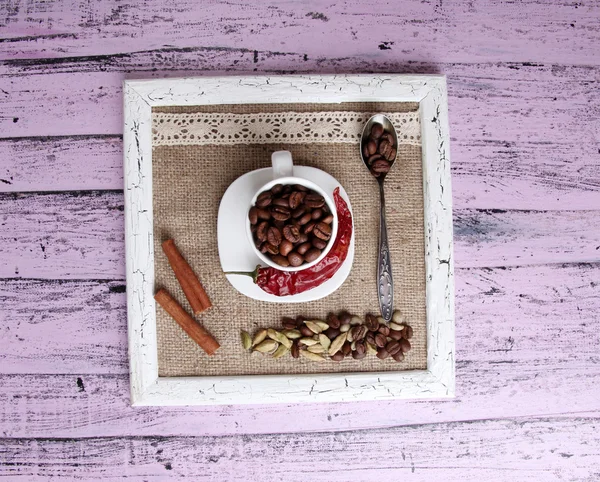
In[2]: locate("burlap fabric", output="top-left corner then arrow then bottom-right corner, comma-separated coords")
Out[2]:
152,102 -> 426,377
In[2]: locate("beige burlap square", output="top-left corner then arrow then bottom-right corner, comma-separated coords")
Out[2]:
152,102 -> 426,376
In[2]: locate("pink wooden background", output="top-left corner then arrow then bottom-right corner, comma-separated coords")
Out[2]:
1,0 -> 599,479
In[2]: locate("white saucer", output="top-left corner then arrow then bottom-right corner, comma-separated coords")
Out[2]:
218,166 -> 354,303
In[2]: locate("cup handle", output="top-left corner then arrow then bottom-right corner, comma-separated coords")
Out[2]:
271,151 -> 294,179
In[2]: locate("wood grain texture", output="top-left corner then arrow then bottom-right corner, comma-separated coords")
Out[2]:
0,136 -> 123,192
1,0 -> 600,474
1,59 -> 598,209
1,418 -> 599,481
1,191 -> 598,279
1,0 -> 599,66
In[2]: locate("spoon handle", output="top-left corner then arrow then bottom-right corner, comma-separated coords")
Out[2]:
377,182 -> 394,322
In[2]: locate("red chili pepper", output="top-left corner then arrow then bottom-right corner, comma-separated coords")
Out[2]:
225,187 -> 353,296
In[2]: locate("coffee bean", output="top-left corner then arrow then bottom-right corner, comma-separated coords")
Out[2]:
282,224 -> 301,243
370,123 -> 384,139
365,314 -> 380,332
256,221 -> 269,242
267,226 -> 282,246
300,325 -> 313,337
392,352 -> 405,362
279,239 -> 293,256
374,333 -> 387,348
273,197 -> 290,208
403,325 -> 413,340
303,221 -> 315,234
311,237 -> 327,250
386,340 -> 402,356
371,159 -> 391,174
368,153 -> 383,166
350,325 -> 368,341
339,311 -> 352,325
324,327 -> 341,339
342,341 -> 352,356
291,340 -> 300,358
248,207 -> 258,224
297,213 -> 312,226
289,191 -> 305,209
311,208 -> 323,220
256,208 -> 271,220
378,325 -> 390,336
352,350 -> 366,360
386,147 -> 397,162
271,254 -> 289,267
362,143 -> 370,159
376,347 -> 390,359
354,341 -> 366,355
304,248 -> 322,262
330,352 -> 344,361
304,193 -> 325,208
292,206 -> 306,218
389,329 -> 403,341
379,139 -> 393,158
294,184 -> 308,192
259,242 -> 268,253
326,312 -> 341,329
297,233 -> 309,244
265,243 -> 279,255
287,252 -> 304,267
271,205 -> 291,221
366,333 -> 376,346
313,222 -> 332,240
271,184 -> 283,195
322,214 -> 334,224
296,242 -> 312,255
282,317 -> 297,329
399,338 -> 411,353
382,133 -> 395,145
256,191 -> 272,207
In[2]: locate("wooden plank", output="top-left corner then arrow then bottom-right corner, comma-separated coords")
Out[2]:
1,366 -> 599,438
1,0 -> 599,65
0,280 -> 127,374
1,134 -> 597,211
0,191 -> 125,280
0,135 -> 122,192
0,418 -> 598,480
1,191 -> 599,280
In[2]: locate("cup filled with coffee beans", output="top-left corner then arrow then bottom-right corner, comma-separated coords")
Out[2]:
246,151 -> 339,271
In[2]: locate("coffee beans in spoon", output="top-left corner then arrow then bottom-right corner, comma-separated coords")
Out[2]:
249,184 -> 333,267
363,122 -> 397,177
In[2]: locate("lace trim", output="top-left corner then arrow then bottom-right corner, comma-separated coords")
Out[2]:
152,111 -> 421,146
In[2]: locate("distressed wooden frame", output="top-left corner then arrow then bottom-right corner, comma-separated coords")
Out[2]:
124,74 -> 454,406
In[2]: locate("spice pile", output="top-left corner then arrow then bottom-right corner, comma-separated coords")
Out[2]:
241,310 -> 413,362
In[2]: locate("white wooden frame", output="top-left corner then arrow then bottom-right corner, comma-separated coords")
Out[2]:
124,74 -> 454,406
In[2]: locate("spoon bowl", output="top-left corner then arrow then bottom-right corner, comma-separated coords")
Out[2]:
360,114 -> 399,182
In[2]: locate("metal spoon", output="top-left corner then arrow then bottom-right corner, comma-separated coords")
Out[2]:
360,114 -> 398,322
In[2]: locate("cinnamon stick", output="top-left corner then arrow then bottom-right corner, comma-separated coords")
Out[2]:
154,289 -> 220,355
162,239 -> 212,314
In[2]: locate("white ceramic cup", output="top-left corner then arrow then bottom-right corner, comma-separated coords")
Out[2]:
246,151 -> 339,272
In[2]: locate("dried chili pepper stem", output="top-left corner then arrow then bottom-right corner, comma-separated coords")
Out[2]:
224,265 -> 262,283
